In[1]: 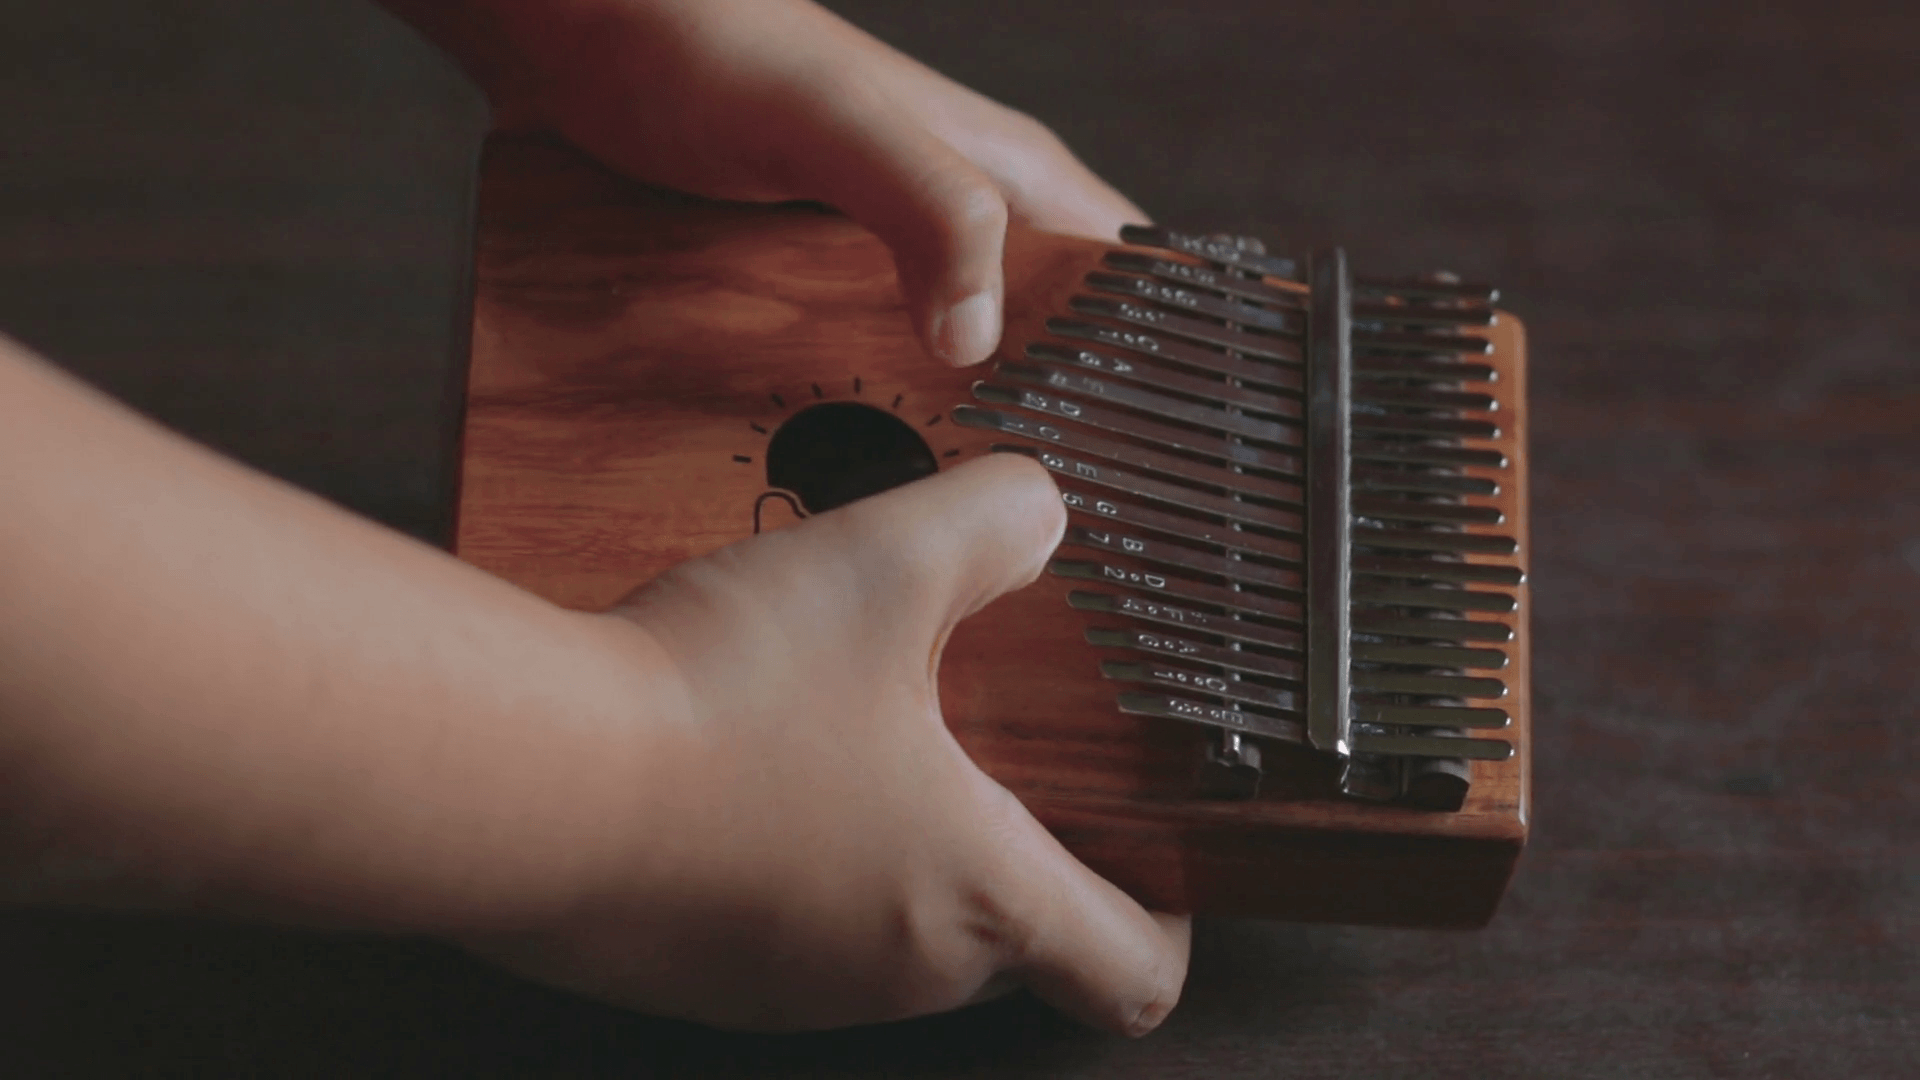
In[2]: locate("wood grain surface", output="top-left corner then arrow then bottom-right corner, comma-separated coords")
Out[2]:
1,0 -> 1915,1076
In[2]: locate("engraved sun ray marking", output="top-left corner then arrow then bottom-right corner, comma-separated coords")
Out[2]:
811,383 -> 824,399
750,422 -> 769,435
925,414 -> 942,427
943,448 -> 960,458
892,393 -> 904,410
733,454 -> 752,464
854,376 -> 863,395
770,392 -> 785,409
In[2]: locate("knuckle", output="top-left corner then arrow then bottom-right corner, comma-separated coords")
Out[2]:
870,877 -> 1021,1016
1001,107 -> 1071,154
958,881 -> 1039,966
928,171 -> 1009,243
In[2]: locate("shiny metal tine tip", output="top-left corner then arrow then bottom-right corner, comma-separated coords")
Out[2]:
1304,247 -> 1354,756
1118,224 -> 1301,280
1350,732 -> 1513,761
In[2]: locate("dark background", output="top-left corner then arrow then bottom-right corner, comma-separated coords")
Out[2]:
2,1 -> 1915,1076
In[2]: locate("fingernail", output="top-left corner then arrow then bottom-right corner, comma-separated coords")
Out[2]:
931,290 -> 1002,367
1128,993 -> 1176,1037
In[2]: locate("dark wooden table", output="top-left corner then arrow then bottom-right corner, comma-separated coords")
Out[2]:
2,1 -> 1914,1075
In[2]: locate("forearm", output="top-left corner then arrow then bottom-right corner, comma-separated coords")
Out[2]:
0,337 -> 680,933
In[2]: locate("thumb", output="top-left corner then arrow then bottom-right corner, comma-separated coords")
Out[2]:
837,457 -> 1190,1034
829,452 -> 1064,633
766,80 -> 1011,367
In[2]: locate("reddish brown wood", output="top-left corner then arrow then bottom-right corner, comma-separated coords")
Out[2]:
454,136 -> 1532,926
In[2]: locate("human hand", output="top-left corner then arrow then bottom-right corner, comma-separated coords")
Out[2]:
464,454 -> 1190,1033
391,0 -> 1145,366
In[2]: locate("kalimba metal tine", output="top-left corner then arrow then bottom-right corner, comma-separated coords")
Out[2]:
1304,248 -> 1357,759
1117,692 -> 1307,746
1117,224 -> 1301,279
1351,732 -> 1513,761
1353,300 -> 1497,328
1354,329 -> 1494,355
955,404 -> 1305,503
1355,354 -> 1496,380
1351,642 -> 1509,670
1358,704 -> 1511,729
1355,384 -> 1499,411
1353,554 -> 1524,585
1046,318 -> 1305,390
1060,526 -> 1303,589
1103,662 -> 1302,715
1051,559 -> 1304,622
1087,628 -> 1305,682
1354,671 -> 1506,698
1355,470 -> 1502,497
1354,273 -> 1500,303
1085,271 -> 1299,334
1101,250 -> 1305,309
969,382 -> 1303,471
1068,591 -> 1304,652
1353,441 -> 1508,469
1353,614 -> 1513,643
1353,582 -> 1517,613
994,361 -> 1305,446
1023,341 -> 1304,419
1068,295 -> 1303,361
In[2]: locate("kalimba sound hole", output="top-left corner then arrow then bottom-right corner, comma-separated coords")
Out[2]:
765,401 -> 939,514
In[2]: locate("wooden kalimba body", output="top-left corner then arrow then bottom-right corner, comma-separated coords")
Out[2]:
455,137 -> 1531,928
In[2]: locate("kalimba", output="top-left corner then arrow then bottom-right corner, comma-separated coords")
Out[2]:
455,137 -> 1531,927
